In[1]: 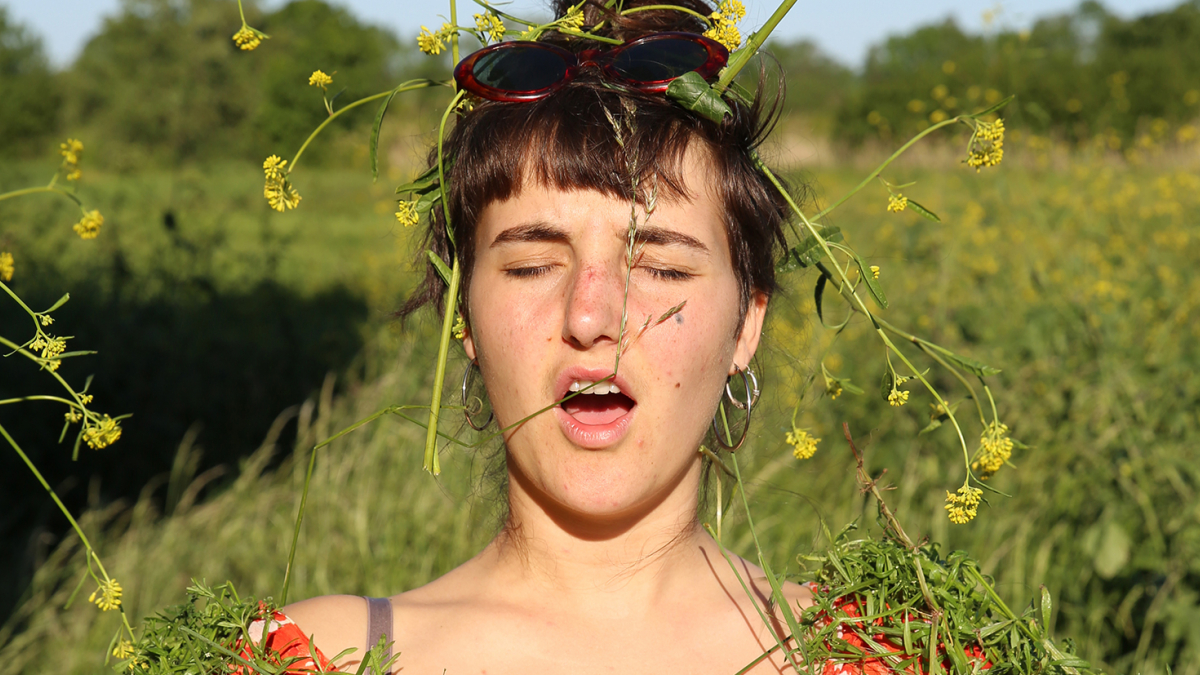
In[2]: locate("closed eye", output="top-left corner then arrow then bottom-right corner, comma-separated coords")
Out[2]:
504,265 -> 554,278
642,266 -> 693,281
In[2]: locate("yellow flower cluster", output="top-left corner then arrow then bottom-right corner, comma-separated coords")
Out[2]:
474,13 -> 505,44
945,485 -> 982,524
825,379 -> 843,399
232,25 -> 266,51
30,335 -> 66,371
263,155 -> 301,212
560,5 -> 585,31
73,210 -> 103,239
112,640 -> 135,660
418,23 -> 455,56
89,577 -> 122,611
967,118 -> 1005,171
60,138 -> 83,181
972,420 -> 1014,479
0,251 -> 13,282
786,427 -> 820,460
887,388 -> 909,406
704,0 -> 745,50
869,265 -> 880,279
887,194 -> 908,212
395,200 -> 419,227
84,415 -> 123,450
308,69 -> 333,89
452,314 -> 467,340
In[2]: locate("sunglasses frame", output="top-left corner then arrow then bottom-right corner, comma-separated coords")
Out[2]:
454,32 -> 729,103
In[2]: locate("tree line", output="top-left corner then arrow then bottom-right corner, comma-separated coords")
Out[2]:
1,0 -> 1198,162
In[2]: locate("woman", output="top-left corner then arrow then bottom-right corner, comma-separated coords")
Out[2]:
277,1 -> 812,672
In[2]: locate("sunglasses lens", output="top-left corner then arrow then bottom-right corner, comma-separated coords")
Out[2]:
472,45 -> 570,92
609,38 -> 711,83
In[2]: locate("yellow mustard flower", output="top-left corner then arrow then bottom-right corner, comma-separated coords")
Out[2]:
65,408 -> 83,424
0,252 -> 13,282
703,0 -> 745,50
60,138 -> 83,180
452,314 -> 467,340
945,485 -> 982,524
418,24 -> 454,55
232,25 -> 267,51
263,155 -> 301,212
887,194 -> 908,213
869,265 -> 880,279
474,13 -> 505,44
967,118 -> 1005,171
73,210 -> 103,239
395,200 -> 419,227
971,420 -> 1014,479
83,415 -> 123,450
560,5 -> 585,31
888,388 -> 909,407
112,640 -> 135,660
308,69 -> 333,89
826,379 -> 843,400
786,427 -> 820,460
89,577 -> 122,611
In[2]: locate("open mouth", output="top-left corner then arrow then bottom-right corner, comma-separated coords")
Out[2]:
561,381 -> 636,426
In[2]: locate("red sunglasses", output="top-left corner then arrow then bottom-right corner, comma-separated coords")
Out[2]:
453,32 -> 729,102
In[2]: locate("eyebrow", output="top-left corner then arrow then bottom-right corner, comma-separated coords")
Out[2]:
490,222 -> 709,254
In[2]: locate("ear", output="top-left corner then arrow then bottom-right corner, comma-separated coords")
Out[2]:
731,291 -> 768,376
462,322 -> 477,361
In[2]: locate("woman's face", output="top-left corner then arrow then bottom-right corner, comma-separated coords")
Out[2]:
464,148 -> 767,521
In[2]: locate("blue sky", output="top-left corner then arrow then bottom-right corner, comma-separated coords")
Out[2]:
5,0 -> 1183,68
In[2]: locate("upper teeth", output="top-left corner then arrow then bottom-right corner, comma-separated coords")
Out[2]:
568,380 -> 620,395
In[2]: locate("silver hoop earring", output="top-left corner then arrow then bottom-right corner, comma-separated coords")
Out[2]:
712,366 -> 756,451
461,360 -> 493,431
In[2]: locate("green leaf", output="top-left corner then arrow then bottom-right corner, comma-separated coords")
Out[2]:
906,199 -> 941,223
43,293 -> 70,313
665,71 -> 732,124
918,418 -> 943,435
1094,522 -> 1130,579
425,250 -> 452,285
415,188 -> 443,219
395,164 -> 441,196
854,253 -> 888,309
778,226 -> 843,272
970,94 -> 1016,118
370,87 -> 401,182
1040,586 -> 1052,637
881,368 -> 895,401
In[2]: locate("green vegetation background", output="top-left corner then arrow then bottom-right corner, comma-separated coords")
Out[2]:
1,0 -> 1198,673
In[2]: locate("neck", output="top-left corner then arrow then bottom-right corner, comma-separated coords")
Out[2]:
485,457 -> 712,610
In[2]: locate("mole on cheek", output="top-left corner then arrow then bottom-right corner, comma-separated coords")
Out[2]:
675,313 -> 684,325
675,382 -> 681,388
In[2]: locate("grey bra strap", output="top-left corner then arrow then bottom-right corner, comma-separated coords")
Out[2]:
364,596 -> 394,675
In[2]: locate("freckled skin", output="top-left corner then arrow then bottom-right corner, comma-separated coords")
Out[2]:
282,150 -> 810,675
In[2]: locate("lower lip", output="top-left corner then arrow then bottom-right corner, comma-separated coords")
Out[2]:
554,405 -> 636,449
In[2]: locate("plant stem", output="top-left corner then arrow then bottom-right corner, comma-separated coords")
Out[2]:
424,259 -> 461,474
0,185 -> 83,207
715,0 -> 798,91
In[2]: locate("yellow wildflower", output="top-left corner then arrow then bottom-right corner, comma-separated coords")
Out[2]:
263,155 -> 301,212
89,577 -> 122,611
113,640 -> 135,660
31,335 -> 66,370
83,415 -> 122,450
826,379 -> 843,400
971,420 -> 1014,479
395,200 -> 419,227
73,210 -> 103,239
869,265 -> 880,279
560,5 -> 585,31
452,314 -> 467,340
966,118 -> 1005,171
786,427 -> 820,460
945,485 -> 982,524
474,13 -> 505,44
888,388 -> 909,407
887,194 -> 908,213
308,69 -> 333,89
65,408 -> 83,424
704,0 -> 745,50
60,138 -> 83,180
0,252 -> 13,282
418,24 -> 453,55
232,25 -> 267,51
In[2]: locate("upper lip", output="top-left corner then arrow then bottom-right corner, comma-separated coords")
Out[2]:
555,366 -> 636,403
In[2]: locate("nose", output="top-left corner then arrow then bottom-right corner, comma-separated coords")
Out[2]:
562,261 -> 624,350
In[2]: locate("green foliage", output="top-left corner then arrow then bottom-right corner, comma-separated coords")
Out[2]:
0,8 -> 61,156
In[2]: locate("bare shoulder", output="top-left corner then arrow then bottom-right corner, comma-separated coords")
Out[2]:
722,553 -> 814,619
281,594 -> 369,669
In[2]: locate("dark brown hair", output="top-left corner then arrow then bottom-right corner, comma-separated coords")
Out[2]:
401,0 -> 796,324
